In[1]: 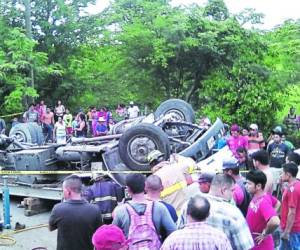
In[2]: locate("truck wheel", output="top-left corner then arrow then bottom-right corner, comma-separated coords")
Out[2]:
29,122 -> 44,145
118,123 -> 170,171
9,123 -> 44,145
154,99 -> 195,123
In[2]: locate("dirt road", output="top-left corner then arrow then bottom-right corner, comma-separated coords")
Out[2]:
0,197 -> 57,250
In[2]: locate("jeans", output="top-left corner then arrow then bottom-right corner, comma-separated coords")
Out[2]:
280,232 -> 300,250
43,123 -> 53,142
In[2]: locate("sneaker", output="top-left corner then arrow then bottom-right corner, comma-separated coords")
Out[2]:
15,222 -> 26,230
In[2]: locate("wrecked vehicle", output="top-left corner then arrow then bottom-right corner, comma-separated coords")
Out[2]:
0,99 -> 225,198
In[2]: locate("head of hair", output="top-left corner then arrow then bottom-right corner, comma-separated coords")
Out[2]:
79,113 -> 85,121
237,147 -> 247,154
273,131 -> 282,137
63,175 -> 82,193
126,173 -> 146,194
145,175 -> 163,192
187,195 -> 210,222
287,152 -> 300,166
283,163 -> 299,178
246,169 -> 267,190
211,174 -> 235,189
228,167 -> 240,175
252,150 -> 269,165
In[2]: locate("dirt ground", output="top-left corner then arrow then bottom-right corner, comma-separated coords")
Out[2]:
0,197 -> 58,250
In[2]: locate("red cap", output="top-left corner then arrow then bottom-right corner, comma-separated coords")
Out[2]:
92,225 -> 128,250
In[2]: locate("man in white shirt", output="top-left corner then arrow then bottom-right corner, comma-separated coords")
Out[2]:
127,101 -> 140,119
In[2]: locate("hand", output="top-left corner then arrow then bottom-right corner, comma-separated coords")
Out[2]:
281,231 -> 289,240
253,232 -> 266,245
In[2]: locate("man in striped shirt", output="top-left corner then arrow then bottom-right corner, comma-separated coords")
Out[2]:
161,195 -> 232,250
177,174 -> 254,250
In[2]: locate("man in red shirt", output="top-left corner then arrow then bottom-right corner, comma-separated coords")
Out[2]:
246,170 -> 280,250
280,163 -> 300,249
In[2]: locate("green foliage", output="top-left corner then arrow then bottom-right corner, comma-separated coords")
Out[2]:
276,85 -> 300,122
0,0 -> 299,134
0,21 -> 37,113
204,0 -> 229,21
199,66 -> 281,132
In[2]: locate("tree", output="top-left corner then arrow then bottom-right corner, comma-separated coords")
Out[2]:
203,0 -> 229,21
0,20 -> 53,113
264,20 -> 300,122
0,0 -> 102,105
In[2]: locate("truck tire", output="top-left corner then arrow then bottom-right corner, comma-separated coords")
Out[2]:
29,122 -> 44,145
118,123 -> 170,171
9,122 -> 44,145
154,99 -> 195,123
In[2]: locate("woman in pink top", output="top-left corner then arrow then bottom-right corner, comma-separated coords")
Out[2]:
227,124 -> 249,158
91,107 -> 99,137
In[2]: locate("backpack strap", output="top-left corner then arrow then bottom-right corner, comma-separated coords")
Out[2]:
143,201 -> 156,229
126,202 -> 143,229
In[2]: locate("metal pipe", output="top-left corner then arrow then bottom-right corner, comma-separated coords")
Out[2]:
2,176 -> 11,229
71,134 -> 122,143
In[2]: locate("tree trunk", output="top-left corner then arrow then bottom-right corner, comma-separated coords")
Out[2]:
24,0 -> 35,104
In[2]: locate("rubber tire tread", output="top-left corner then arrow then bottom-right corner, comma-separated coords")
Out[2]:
154,99 -> 195,123
118,123 -> 170,171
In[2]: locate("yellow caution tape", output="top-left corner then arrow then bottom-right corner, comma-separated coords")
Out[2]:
0,170 -> 152,175
0,169 -> 250,175
0,112 -> 24,118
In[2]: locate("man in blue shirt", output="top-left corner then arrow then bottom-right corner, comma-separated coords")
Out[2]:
95,117 -> 108,136
268,131 -> 290,168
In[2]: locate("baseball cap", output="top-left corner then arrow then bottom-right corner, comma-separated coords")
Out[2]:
230,124 -> 240,132
92,225 -> 128,250
198,173 -> 215,184
249,123 -> 258,130
129,101 -> 134,105
272,126 -> 283,135
222,158 -> 239,170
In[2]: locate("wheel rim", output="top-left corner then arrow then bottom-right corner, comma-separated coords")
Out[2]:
14,131 -> 27,143
165,109 -> 185,121
127,135 -> 157,165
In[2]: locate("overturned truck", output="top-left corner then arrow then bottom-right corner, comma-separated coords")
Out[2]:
0,99 -> 225,199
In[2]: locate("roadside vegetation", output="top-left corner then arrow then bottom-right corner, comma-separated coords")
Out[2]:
0,0 -> 299,134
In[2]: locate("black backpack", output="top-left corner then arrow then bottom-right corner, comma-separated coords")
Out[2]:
236,179 -> 251,217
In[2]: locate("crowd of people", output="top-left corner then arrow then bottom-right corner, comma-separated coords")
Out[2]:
1,100 -> 141,143
49,141 -> 300,250
215,121 -> 297,171
1,102 -> 300,249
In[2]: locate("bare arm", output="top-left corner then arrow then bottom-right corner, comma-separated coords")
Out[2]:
274,200 -> 281,215
264,216 -> 280,235
255,216 -> 280,244
76,122 -> 85,131
283,208 -> 296,237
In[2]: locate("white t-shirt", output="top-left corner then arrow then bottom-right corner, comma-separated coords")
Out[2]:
127,105 -> 140,119
55,121 -> 66,144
